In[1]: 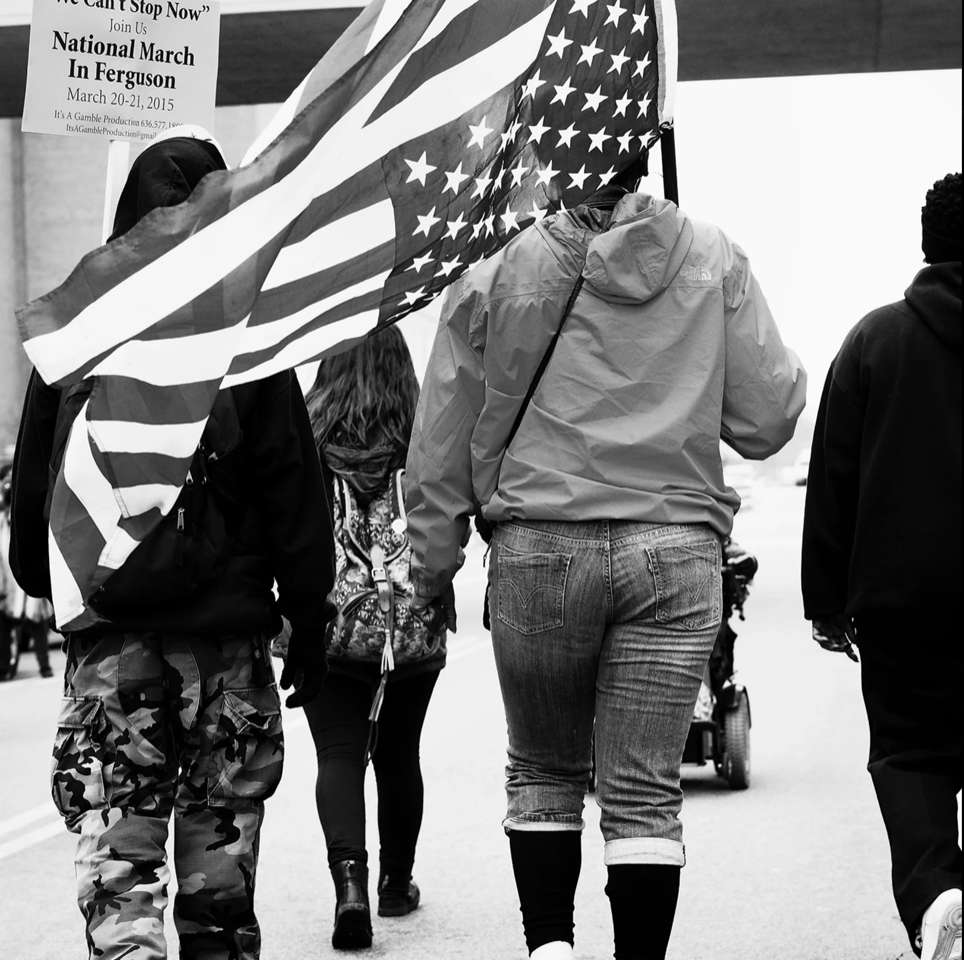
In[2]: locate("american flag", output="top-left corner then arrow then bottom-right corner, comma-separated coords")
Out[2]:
18,0 -> 678,630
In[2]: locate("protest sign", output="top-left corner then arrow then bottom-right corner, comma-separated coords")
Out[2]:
22,0 -> 220,141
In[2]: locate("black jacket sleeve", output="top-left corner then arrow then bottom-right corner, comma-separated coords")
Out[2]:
9,370 -> 60,599
244,371 -> 337,640
801,340 -> 864,621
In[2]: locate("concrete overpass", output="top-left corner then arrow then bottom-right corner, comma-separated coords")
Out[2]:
1,0 -> 961,116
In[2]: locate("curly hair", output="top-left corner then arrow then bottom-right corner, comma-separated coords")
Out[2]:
306,325 -> 420,455
922,172 -> 962,264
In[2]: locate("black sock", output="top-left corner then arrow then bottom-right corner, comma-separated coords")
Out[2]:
606,864 -> 681,960
508,831 -> 582,953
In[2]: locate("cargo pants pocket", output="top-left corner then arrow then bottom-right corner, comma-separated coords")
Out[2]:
51,697 -> 108,831
208,686 -> 284,805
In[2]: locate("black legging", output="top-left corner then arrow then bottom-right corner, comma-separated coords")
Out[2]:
303,669 -> 440,876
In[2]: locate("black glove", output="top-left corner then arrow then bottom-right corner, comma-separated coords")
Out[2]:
410,583 -> 457,635
279,628 -> 328,708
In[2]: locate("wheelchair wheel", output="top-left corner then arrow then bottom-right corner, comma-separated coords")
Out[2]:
721,692 -> 751,790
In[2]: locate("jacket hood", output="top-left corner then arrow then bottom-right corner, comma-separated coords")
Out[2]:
580,193 -> 694,303
905,261 -> 962,354
323,441 -> 406,501
108,126 -> 227,241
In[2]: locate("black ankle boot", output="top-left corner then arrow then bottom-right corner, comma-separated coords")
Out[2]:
330,860 -> 373,950
377,871 -> 421,918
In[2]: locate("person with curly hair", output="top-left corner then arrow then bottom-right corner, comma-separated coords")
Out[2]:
303,327 -> 447,951
803,173 -> 962,960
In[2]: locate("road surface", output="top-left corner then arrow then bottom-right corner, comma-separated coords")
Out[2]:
0,486 -> 933,959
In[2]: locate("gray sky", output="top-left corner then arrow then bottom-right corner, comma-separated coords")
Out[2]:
670,68 -> 962,404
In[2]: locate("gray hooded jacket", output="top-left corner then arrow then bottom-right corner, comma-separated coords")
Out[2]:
405,193 -> 806,596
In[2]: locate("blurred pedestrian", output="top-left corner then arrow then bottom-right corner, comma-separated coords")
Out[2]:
10,127 -> 337,960
1,463 -> 53,679
303,327 -> 448,951
405,164 -> 806,960
802,173 -> 962,960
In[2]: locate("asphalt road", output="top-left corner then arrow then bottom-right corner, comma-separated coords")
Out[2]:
0,486 -> 935,960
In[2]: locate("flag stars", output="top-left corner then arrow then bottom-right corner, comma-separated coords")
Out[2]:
528,117 -> 552,144
583,86 -> 608,112
552,77 -> 577,106
638,94 -> 652,117
578,40 -> 604,68
545,28 -> 573,59
604,2 -> 626,26
557,122 -> 580,148
535,163 -> 560,186
608,48 -> 630,76
402,287 -> 428,307
446,212 -> 470,240
616,131 -> 634,154
500,209 -> 521,233
587,127 -> 613,152
468,116 -> 493,149
437,256 -> 463,278
500,121 -> 523,151
634,53 -> 652,79
409,253 -> 435,273
632,10 -> 650,35
599,166 -> 618,186
509,159 -> 530,187
443,163 -> 470,195
570,0 -> 597,17
473,174 -> 494,199
404,151 -> 436,187
528,203 -> 549,223
568,165 -> 592,190
484,213 -> 497,237
614,93 -> 633,117
413,206 -> 441,238
522,70 -> 547,100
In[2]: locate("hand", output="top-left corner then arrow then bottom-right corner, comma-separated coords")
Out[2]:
411,584 -> 457,634
812,615 -> 859,663
279,628 -> 328,708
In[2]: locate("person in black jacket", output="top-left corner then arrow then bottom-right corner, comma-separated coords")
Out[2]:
10,129 -> 337,960
802,173 -> 962,960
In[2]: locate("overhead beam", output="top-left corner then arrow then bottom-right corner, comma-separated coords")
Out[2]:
0,0 -> 960,118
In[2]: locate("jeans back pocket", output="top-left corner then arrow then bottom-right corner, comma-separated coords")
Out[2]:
497,547 -> 571,636
647,539 -> 722,631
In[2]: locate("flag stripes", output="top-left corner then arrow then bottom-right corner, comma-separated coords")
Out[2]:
18,0 -> 677,630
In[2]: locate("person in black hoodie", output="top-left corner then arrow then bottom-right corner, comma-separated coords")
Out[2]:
10,129 -> 336,960
802,173 -> 962,960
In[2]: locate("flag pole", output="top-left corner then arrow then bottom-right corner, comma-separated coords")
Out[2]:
660,125 -> 679,205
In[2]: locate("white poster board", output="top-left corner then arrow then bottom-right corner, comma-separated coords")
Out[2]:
22,0 -> 220,142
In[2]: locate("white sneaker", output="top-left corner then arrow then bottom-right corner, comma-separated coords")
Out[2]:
530,943 -> 575,959
921,889 -> 963,960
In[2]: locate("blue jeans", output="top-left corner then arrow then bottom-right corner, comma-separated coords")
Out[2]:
490,520 -> 722,868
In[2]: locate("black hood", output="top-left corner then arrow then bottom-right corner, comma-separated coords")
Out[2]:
108,136 -> 226,242
905,261 -> 963,355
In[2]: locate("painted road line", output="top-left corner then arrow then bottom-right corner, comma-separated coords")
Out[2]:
0,638 -> 489,860
0,819 -> 64,862
0,804 -> 57,838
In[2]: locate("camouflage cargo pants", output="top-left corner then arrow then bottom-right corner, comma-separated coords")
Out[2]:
52,632 -> 285,960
